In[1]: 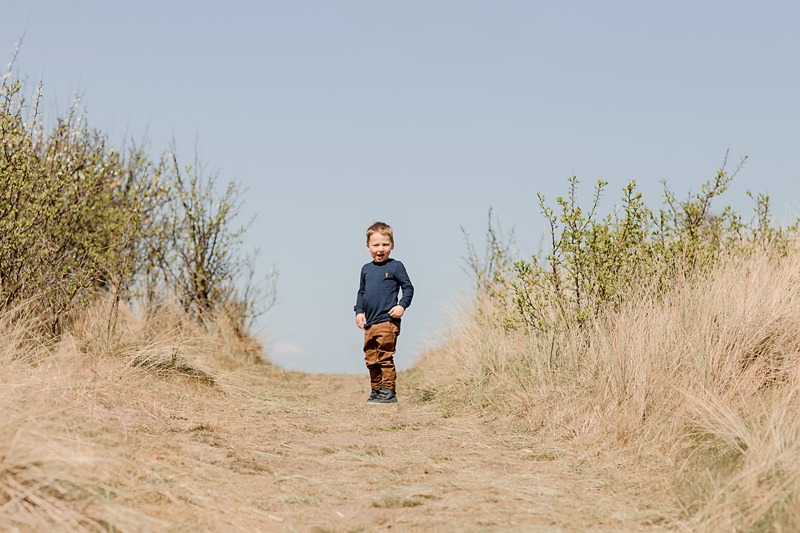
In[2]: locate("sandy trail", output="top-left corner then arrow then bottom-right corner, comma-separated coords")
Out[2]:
142,370 -> 664,532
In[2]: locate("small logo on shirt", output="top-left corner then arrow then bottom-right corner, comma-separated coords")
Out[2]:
385,272 -> 389,278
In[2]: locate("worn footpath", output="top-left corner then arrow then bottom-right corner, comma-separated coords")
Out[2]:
137,367 -> 667,532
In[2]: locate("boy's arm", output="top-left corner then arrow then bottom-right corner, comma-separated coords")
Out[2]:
396,262 -> 414,309
354,268 -> 367,329
388,262 -> 414,319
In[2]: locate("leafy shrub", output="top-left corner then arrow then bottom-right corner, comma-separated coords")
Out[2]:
0,79 -> 151,331
450,166 -> 800,530
145,149 -> 276,332
0,64 -> 272,336
467,156 -> 798,331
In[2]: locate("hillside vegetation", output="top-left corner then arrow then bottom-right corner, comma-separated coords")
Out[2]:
418,173 -> 800,531
1,68 -> 272,335
1,299 -> 269,530
0,66 -> 273,530
4,65 -> 800,531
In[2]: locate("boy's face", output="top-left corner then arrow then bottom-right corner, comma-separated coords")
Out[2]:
367,232 -> 394,263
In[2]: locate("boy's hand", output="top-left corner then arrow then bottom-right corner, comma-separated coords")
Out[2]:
388,305 -> 405,319
356,313 -> 366,329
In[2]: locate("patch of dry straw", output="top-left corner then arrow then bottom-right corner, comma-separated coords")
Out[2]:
421,250 -> 800,530
0,297 -> 268,531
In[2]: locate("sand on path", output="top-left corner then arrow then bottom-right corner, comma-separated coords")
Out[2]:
145,369 -> 664,532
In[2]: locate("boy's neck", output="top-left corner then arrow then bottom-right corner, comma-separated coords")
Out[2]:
373,258 -> 392,265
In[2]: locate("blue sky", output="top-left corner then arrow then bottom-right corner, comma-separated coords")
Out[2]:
3,2 -> 799,374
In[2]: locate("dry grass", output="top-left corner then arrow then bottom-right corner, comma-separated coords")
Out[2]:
5,252 -> 800,530
0,297 -> 266,531
1,292 -> 666,531
418,249 -> 800,531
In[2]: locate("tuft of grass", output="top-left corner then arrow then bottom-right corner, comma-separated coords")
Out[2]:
520,450 -> 561,461
379,423 -> 407,432
372,495 -> 423,509
130,348 -> 217,385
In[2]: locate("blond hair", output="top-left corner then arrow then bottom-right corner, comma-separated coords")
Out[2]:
366,221 -> 394,244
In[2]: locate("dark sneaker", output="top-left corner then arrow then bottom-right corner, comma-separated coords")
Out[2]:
375,387 -> 397,404
367,388 -> 382,403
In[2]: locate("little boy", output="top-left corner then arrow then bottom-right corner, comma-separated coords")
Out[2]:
354,222 -> 414,404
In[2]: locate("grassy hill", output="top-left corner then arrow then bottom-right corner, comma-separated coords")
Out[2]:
4,250 -> 800,531
421,249 -> 800,531
4,68 -> 799,531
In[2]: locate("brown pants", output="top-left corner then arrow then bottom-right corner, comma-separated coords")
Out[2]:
363,320 -> 400,392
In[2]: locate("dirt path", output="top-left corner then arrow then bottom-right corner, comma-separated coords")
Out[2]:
144,370 -> 665,532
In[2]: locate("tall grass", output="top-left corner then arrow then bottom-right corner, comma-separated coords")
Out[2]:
0,52 -> 277,530
421,176 -> 800,530
0,296 -> 264,531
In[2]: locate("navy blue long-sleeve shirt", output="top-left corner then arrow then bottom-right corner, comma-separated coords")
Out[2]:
354,258 -> 414,327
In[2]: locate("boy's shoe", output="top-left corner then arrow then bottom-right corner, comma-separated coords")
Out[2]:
367,388 -> 382,403
374,387 -> 397,404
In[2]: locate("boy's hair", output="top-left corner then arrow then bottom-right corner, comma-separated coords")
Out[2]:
366,221 -> 394,244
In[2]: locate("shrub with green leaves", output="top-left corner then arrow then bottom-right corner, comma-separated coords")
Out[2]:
468,157 -> 798,331
145,149 -> 276,332
0,80 -> 150,330
0,68 -> 271,335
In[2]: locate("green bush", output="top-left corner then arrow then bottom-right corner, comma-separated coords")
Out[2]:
0,68 -> 271,335
145,149 -> 276,332
0,80 -> 148,330
467,157 -> 798,332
